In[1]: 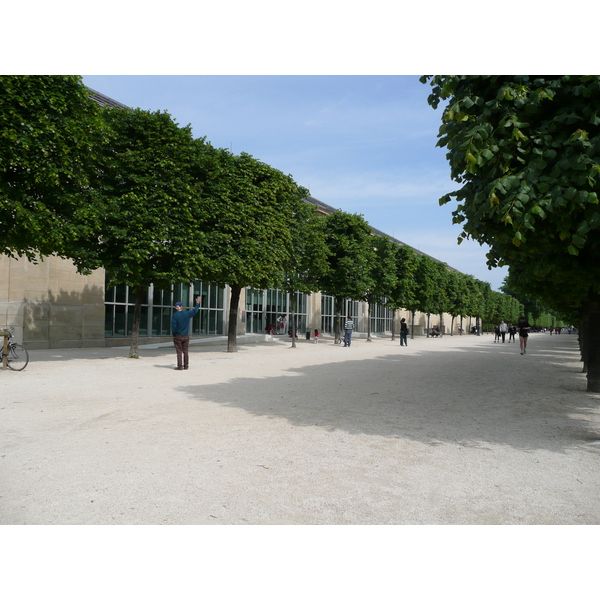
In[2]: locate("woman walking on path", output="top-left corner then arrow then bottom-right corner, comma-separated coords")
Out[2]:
517,316 -> 531,355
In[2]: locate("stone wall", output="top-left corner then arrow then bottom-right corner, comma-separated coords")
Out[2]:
0,255 -> 105,349
0,255 -> 477,349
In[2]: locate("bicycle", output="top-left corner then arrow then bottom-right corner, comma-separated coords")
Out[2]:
2,327 -> 29,371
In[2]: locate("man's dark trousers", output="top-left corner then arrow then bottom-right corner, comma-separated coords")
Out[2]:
173,334 -> 190,369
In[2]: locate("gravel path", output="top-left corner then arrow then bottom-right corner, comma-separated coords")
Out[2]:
1,330 -> 598,525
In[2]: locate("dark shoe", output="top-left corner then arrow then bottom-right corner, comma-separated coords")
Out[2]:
174,367 -> 183,370
184,366 -> 189,370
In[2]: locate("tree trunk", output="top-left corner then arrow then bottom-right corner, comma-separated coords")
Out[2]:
366,298 -> 372,342
334,297 -> 342,344
426,313 -> 431,337
586,293 -> 600,392
128,285 -> 144,359
391,312 -> 396,342
227,283 -> 241,353
451,315 -> 455,336
579,309 -> 589,373
411,311 -> 415,339
290,290 -> 297,349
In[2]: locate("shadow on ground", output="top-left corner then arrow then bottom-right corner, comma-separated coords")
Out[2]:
176,336 -> 600,455
17,340 -> 267,363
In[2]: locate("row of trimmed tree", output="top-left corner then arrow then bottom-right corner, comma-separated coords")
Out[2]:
422,75 -> 600,391
1,76 -> 521,358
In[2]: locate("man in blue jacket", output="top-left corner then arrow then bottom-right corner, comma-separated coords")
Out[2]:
172,296 -> 201,370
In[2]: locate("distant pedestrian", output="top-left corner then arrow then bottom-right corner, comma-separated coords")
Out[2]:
400,318 -> 408,346
517,316 -> 531,355
343,318 -> 354,347
508,324 -> 517,343
494,324 -> 501,342
172,296 -> 201,370
499,321 -> 508,343
277,314 -> 288,336
314,329 -> 319,344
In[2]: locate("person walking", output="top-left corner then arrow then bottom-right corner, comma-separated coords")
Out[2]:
343,317 -> 354,347
277,314 -> 286,335
517,316 -> 531,355
508,323 -> 517,343
172,296 -> 201,370
494,324 -> 501,342
499,320 -> 508,343
314,329 -> 319,344
400,317 -> 408,346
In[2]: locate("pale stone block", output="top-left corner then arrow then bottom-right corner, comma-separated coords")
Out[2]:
50,305 -> 84,327
49,325 -> 83,343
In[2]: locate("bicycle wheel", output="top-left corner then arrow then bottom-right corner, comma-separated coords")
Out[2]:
7,343 -> 29,371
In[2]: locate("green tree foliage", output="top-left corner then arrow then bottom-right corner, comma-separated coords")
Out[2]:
422,75 -> 600,390
501,276 -> 547,322
478,282 -> 499,333
195,149 -> 309,352
0,75 -> 104,259
403,253 -> 439,336
78,107 -> 207,358
386,244 -> 419,338
428,260 -> 450,332
279,200 -> 331,348
459,275 -> 484,333
318,211 -> 376,343
445,270 -> 474,334
364,235 -> 399,341
415,255 -> 449,335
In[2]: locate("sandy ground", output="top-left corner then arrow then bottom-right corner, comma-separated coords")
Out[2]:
1,330 -> 599,525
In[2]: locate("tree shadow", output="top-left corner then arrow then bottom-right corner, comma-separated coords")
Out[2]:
21,337 -> 271,363
10,286 -> 105,350
175,339 -> 599,454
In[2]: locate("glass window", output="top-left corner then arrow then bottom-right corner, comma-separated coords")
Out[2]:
114,305 -> 126,336
115,284 -> 127,304
370,298 -> 393,334
105,305 -> 114,337
321,294 -> 334,334
106,278 -> 225,339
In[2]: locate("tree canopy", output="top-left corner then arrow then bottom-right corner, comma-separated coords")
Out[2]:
422,75 -> 600,389
0,75 -> 104,260
194,149 -> 310,351
2,76 -> 531,355
317,210 -> 376,342
279,200 -> 331,347
77,106 -> 208,357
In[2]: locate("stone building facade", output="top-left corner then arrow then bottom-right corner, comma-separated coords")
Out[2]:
0,87 -> 474,349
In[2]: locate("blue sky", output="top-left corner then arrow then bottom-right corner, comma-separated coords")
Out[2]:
9,6 -> 588,296
83,75 -> 509,290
